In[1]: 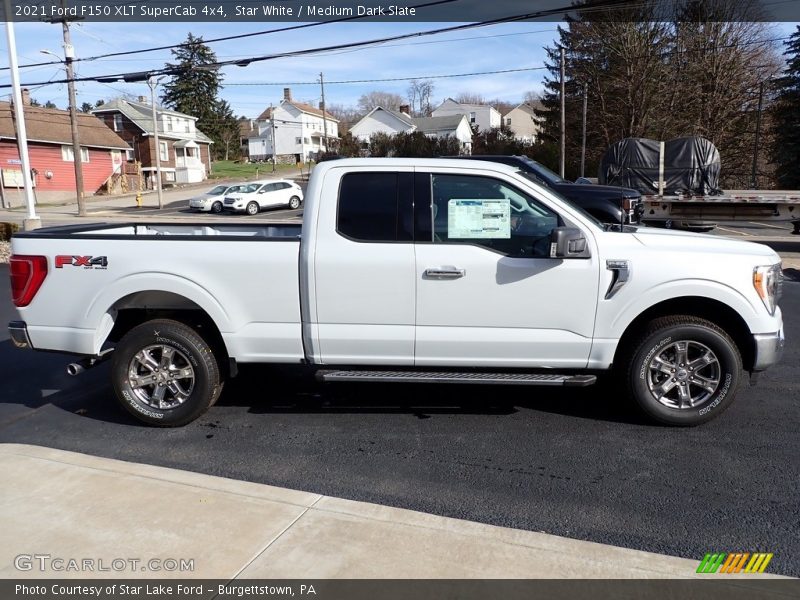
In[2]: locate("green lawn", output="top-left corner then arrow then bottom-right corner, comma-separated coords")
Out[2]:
209,160 -> 312,180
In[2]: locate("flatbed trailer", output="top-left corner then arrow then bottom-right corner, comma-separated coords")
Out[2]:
640,190 -> 800,232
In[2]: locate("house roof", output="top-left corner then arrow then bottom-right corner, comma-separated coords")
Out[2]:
504,102 -> 543,117
436,98 -> 502,114
412,115 -> 466,134
0,102 -> 130,150
257,107 -> 274,121
92,99 -> 213,143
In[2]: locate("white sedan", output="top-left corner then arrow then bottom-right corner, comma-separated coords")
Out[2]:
188,183 -> 248,213
223,179 -> 304,215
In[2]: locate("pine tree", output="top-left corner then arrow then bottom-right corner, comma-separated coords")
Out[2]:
770,26 -> 800,188
160,33 -> 223,148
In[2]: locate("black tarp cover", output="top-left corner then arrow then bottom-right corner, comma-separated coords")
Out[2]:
598,137 -> 722,196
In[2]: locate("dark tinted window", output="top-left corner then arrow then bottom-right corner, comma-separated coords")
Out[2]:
338,172 -> 412,242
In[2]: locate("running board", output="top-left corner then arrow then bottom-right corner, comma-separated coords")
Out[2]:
317,370 -> 596,387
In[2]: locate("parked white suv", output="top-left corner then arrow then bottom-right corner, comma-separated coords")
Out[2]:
223,179 -> 304,214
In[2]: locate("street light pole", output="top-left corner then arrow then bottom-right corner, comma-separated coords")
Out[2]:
559,46 -> 566,179
148,76 -> 164,209
4,4 -> 40,230
751,80 -> 765,190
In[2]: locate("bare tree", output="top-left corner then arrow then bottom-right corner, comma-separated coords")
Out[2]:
357,91 -> 405,113
407,79 -> 435,116
455,92 -> 486,105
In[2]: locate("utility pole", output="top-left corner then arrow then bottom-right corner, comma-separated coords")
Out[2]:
60,14 -> 86,217
580,82 -> 588,179
3,2 -> 40,230
148,77 -> 164,209
751,80 -> 765,190
270,104 -> 277,172
319,72 -> 329,155
559,46 -> 566,179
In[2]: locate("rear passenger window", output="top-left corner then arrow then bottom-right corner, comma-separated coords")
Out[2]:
337,172 -> 412,242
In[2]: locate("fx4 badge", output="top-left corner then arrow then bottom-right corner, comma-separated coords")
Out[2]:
55,255 -> 108,270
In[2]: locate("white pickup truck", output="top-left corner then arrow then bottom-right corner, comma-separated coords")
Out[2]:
8,159 -> 784,427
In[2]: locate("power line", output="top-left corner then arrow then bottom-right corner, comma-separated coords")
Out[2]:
225,66 -> 550,87
1,0 -> 462,73
0,8 -> 575,89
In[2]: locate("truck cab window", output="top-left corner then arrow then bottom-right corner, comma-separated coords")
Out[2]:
337,172 -> 413,242
430,174 -> 560,258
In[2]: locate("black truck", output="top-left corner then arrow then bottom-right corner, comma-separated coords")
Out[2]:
452,155 -> 643,225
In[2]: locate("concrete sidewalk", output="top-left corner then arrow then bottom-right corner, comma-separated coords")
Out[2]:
0,443 -> 782,580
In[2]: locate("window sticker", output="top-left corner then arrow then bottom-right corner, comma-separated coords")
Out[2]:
447,199 -> 511,239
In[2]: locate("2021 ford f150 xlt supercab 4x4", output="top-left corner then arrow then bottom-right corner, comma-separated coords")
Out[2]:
8,159 -> 784,427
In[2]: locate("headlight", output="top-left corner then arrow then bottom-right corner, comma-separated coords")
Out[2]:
753,264 -> 782,315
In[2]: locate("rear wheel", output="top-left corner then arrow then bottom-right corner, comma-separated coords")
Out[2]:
111,319 -> 223,427
288,196 -> 301,210
623,316 -> 742,426
246,201 -> 259,215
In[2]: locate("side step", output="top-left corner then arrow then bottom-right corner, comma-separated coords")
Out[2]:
317,370 -> 596,387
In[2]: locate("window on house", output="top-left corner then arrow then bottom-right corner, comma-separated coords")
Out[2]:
295,137 -> 302,144
505,117 -> 512,126
61,146 -> 89,162
184,120 -> 190,133
113,114 -> 123,132
159,141 -> 169,162
125,149 -> 134,161
164,171 -> 176,182
469,112 -> 476,124
165,116 -> 173,132
303,137 -> 310,144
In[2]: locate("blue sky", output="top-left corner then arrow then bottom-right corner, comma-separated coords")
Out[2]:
1,20 -> 798,118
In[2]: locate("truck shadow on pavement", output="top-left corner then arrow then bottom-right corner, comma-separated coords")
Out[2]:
0,350 -> 649,428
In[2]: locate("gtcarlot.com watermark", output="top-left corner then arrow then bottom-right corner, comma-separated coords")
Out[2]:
14,554 -> 194,573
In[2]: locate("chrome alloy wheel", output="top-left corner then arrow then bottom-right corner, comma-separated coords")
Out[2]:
127,345 -> 195,410
646,340 -> 720,409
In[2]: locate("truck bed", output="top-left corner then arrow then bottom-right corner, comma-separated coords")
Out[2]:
11,221 -> 305,362
13,222 -> 303,240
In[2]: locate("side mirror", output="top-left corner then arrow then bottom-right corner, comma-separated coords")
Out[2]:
257,189 -> 267,194
549,227 -> 591,259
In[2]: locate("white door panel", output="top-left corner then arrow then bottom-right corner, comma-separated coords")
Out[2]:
313,168 -> 416,364
415,244 -> 598,367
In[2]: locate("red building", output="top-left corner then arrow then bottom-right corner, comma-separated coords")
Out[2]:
0,95 -> 130,206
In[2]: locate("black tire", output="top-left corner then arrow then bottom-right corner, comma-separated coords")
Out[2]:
288,196 -> 301,210
623,316 -> 742,426
246,201 -> 259,215
111,319 -> 223,427
211,201 -> 223,214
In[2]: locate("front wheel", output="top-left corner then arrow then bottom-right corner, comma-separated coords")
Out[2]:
623,316 -> 742,426
246,201 -> 259,215
211,201 -> 223,214
288,196 -> 301,210
111,319 -> 223,427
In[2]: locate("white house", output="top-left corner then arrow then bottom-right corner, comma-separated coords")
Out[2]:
432,98 -> 501,133
248,88 -> 339,162
350,106 -> 473,153
502,103 -> 543,143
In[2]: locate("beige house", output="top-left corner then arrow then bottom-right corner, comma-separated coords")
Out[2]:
502,103 -> 543,143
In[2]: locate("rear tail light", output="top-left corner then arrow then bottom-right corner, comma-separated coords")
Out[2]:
9,255 -> 48,307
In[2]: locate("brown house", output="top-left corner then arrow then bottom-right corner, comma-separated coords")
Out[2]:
93,98 -> 213,188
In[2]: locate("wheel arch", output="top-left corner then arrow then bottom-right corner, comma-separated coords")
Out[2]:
101,290 -> 232,376
613,296 -> 755,371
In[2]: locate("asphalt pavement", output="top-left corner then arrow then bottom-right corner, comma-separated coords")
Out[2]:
1,264 -> 798,576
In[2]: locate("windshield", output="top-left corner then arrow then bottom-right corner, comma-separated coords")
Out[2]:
517,172 -> 603,230
517,156 -> 568,185
208,185 -> 228,195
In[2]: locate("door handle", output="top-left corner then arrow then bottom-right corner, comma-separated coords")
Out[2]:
424,267 -> 465,279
